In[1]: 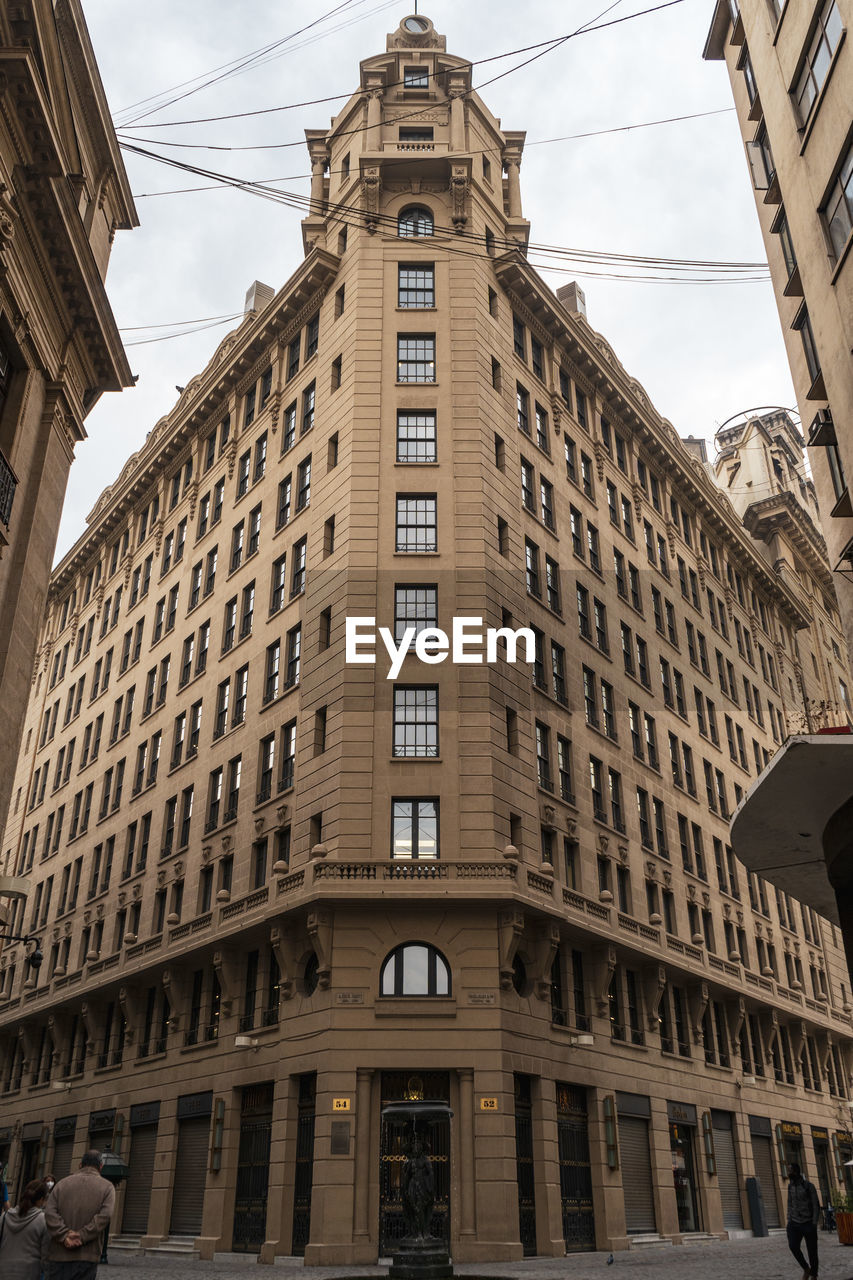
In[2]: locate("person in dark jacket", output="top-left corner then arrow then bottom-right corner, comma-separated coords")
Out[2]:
44,1151 -> 114,1280
0,1179 -> 49,1280
786,1162 -> 821,1279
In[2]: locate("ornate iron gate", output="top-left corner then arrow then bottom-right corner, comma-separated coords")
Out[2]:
291,1074 -> 316,1256
379,1071 -> 450,1255
514,1073 -> 537,1256
557,1084 -> 595,1251
232,1083 -> 274,1253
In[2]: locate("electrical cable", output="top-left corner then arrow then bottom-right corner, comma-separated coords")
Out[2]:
115,0 -> 393,127
116,0 -> 687,151
119,138 -> 770,283
118,12 -> 640,130
119,312 -> 243,332
124,316 -> 245,347
130,108 -> 739,201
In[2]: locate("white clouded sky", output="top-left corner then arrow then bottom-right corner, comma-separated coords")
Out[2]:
54,0 -> 796,563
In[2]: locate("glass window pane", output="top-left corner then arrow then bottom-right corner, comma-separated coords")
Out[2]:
402,944 -> 430,994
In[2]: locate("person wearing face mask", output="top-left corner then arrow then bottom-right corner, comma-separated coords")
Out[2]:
43,1177 -> 55,1197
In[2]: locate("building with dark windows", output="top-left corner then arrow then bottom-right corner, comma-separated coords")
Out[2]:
1,13 -> 853,1263
0,1 -> 137,835
703,1 -> 853,973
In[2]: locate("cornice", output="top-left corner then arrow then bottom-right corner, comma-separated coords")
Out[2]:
742,493 -> 834,595
0,49 -> 131,390
493,252 -> 810,631
48,248 -> 340,599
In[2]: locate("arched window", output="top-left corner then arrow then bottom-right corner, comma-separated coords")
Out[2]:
398,205 -> 434,238
380,942 -> 450,996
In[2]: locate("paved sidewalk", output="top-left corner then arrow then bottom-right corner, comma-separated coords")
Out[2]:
100,1234 -> 853,1278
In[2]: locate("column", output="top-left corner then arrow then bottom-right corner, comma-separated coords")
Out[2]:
458,1069 -> 475,1238
310,159 -> 326,214
505,158 -> 522,219
449,92 -> 465,151
353,1068 -> 373,1243
366,90 -> 384,142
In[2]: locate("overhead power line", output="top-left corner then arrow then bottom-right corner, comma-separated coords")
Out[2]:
130,107 -> 739,200
119,136 -> 768,282
117,1 -> 688,152
115,0 -> 396,127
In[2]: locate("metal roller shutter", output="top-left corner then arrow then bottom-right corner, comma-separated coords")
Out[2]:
618,1115 -> 656,1234
751,1133 -> 780,1228
169,1117 -> 210,1235
122,1124 -> 158,1235
52,1138 -> 75,1183
713,1123 -> 743,1228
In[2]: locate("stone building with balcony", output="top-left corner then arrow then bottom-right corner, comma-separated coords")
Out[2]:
0,0 -> 137,837
704,1 -> 853,972
0,12 -> 852,1264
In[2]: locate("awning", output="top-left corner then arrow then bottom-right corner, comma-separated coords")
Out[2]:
729,734 -> 853,923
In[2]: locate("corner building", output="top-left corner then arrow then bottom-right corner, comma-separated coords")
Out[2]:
2,14 -> 853,1263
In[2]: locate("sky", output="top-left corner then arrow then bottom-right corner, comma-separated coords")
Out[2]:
53,0 -> 797,564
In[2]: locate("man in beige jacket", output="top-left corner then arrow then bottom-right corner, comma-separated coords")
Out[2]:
44,1151 -> 114,1280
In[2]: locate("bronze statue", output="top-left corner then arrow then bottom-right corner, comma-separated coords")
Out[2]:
402,1137 -> 435,1239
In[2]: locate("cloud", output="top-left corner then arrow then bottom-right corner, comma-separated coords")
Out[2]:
55,0 -> 795,563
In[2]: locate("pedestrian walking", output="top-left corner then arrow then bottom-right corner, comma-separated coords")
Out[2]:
786,1161 -> 820,1280
0,1179 -> 49,1280
43,1151 -> 114,1280
1,1163 -> 9,1215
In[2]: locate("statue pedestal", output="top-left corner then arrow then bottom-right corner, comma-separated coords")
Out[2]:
389,1237 -> 454,1280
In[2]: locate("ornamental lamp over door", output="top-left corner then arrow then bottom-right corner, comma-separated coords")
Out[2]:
98,1148 -> 130,1264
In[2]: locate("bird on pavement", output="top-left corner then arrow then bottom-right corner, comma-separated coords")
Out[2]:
606,1254 -> 614,1265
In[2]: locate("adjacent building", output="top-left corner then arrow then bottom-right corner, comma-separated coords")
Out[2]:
0,0 -> 137,836
704,2 -> 853,966
2,13 -> 853,1264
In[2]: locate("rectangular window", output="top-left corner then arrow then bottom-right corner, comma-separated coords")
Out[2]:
394,584 -> 438,641
823,138 -> 853,259
396,494 -> 437,552
516,384 -> 530,436
301,381 -> 315,434
540,478 -> 555,529
398,263 -> 435,307
392,798 -> 438,859
397,334 -> 436,382
296,456 -> 312,511
270,554 -> 287,614
232,665 -> 248,726
793,304 -> 821,386
521,459 -> 536,512
397,411 -> 437,462
793,0 -> 842,125
291,537 -> 307,595
305,315 -> 319,359
404,65 -> 429,88
393,686 -> 438,757
281,402 -> 296,452
512,314 -> 526,359
285,624 -> 301,688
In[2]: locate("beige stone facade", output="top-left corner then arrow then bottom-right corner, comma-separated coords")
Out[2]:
704,0 -> 853,969
1,13 -> 852,1264
705,0 -> 853,654
0,1 -> 137,834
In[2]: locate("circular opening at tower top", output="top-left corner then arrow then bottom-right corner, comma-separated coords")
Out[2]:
403,15 -> 430,32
